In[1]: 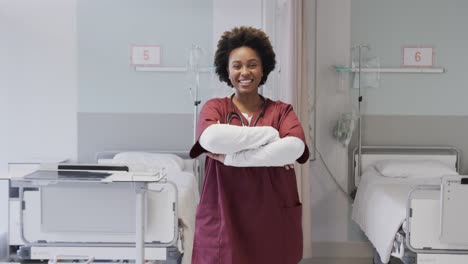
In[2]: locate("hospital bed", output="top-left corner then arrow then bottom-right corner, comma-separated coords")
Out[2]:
0,151 -> 199,264
96,150 -> 200,264
351,146 -> 468,264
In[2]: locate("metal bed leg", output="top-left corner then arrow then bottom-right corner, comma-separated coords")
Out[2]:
136,183 -> 146,264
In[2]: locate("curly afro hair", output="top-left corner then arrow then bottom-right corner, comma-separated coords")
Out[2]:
214,26 -> 276,87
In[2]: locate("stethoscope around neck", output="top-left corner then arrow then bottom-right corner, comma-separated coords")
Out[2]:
226,93 -> 266,127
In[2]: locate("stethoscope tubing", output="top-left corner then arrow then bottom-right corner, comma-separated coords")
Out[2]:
226,93 -> 266,127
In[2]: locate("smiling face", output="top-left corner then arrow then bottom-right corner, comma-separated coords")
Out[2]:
228,46 -> 263,95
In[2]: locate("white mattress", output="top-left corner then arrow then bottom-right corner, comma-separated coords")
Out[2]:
352,166 -> 441,263
163,170 -> 199,264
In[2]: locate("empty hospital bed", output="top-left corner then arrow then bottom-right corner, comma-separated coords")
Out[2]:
0,151 -> 199,264
96,150 -> 200,264
351,146 -> 468,264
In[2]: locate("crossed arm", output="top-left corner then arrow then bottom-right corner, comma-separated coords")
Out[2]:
199,124 -> 305,167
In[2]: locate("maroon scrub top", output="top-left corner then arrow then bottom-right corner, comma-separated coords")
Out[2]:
190,97 -> 309,264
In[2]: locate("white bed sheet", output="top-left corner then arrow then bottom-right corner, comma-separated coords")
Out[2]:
98,159 -> 199,264
156,170 -> 198,264
352,166 -> 441,263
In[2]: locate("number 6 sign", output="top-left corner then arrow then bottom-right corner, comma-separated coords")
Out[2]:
131,45 -> 161,66
402,46 -> 434,67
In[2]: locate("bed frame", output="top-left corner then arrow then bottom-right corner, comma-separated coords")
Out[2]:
4,166 -> 181,263
1,150 -> 200,264
95,150 -> 200,264
351,145 -> 468,264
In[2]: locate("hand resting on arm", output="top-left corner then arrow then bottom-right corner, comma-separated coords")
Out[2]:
223,136 -> 304,167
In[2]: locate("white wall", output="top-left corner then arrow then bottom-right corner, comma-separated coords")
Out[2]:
77,0 -> 213,114
314,0 -> 352,193
351,0 -> 468,116
0,0 -> 78,170
212,0 -> 263,52
210,0 -> 263,97
311,0 -> 368,247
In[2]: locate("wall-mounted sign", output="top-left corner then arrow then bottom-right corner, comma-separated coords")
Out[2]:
131,45 -> 160,66
402,46 -> 434,67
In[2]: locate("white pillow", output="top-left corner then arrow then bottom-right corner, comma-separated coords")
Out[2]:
374,159 -> 458,178
111,152 -> 184,173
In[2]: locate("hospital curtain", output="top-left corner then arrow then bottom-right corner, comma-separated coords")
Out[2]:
270,0 -> 313,258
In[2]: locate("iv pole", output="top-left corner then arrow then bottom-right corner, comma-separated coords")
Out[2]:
352,44 -> 370,177
188,45 -> 202,144
188,45 -> 203,189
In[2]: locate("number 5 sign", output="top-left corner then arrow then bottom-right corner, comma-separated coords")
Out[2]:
402,46 -> 434,67
131,45 -> 160,66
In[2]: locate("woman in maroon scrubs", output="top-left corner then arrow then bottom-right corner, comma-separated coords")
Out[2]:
190,26 -> 309,264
